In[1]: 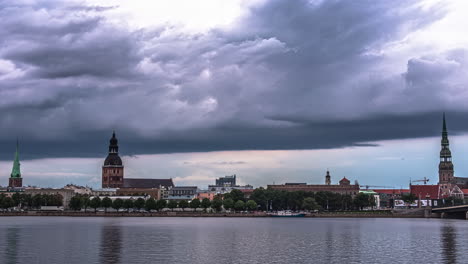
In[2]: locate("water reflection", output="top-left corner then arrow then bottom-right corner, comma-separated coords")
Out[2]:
100,225 -> 122,264
324,223 -> 334,263
5,228 -> 19,264
441,223 -> 456,264
0,217 -> 467,264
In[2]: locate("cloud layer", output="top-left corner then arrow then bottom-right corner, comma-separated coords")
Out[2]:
0,0 -> 467,159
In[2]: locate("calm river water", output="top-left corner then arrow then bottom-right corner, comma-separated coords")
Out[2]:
0,217 -> 466,264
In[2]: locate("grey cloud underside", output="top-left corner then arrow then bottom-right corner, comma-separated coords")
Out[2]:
2,111 -> 464,160
0,0 -> 464,160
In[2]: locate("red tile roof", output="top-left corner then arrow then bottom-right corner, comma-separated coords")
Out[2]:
461,189 -> 468,195
410,185 -> 439,199
373,189 -> 409,195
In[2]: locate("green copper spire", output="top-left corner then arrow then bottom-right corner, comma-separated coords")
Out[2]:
10,140 -> 21,178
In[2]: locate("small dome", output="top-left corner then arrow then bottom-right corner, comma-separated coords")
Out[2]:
104,154 -> 122,166
339,177 -> 350,185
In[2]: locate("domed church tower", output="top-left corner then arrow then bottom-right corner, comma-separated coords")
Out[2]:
102,131 -> 124,188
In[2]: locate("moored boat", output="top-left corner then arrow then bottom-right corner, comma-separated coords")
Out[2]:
269,210 -> 305,217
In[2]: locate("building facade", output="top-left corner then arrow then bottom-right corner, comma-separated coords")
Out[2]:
168,186 -> 198,201
116,188 -> 161,199
121,178 -> 174,199
63,184 -> 92,195
268,171 -> 360,196
91,188 -> 117,197
208,174 -> 253,194
197,191 -> 216,201
215,175 -> 236,187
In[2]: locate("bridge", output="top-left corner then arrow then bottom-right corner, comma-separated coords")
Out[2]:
432,205 -> 468,219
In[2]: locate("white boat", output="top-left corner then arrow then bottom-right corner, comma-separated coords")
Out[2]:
269,210 -> 305,217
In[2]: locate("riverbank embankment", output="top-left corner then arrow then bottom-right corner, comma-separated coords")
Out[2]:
0,209 -> 431,218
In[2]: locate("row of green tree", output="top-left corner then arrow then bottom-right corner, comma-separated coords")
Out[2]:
68,188 -> 376,212
247,188 -> 376,211
0,193 -> 63,210
68,195 -> 259,212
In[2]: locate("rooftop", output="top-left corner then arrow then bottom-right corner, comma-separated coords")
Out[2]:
372,189 -> 410,195
410,185 -> 440,199
123,178 -> 174,189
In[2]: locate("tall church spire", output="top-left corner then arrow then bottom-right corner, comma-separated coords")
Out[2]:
439,113 -> 454,188
442,112 -> 447,133
440,113 -> 451,162
8,140 -> 23,188
11,140 -> 21,178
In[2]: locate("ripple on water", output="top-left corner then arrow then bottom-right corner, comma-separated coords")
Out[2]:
0,217 -> 467,264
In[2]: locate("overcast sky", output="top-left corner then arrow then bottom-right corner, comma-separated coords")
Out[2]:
1,0 -> 468,188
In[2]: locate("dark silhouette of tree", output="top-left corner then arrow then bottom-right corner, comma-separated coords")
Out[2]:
190,198 -> 200,210
246,200 -> 258,212
211,198 -> 223,212
90,197 -> 101,213
134,198 -> 145,211
123,199 -> 134,212
234,200 -> 245,212
167,200 -> 178,211
101,197 -> 112,213
178,200 -> 189,211
145,198 -> 157,212
112,198 -> 124,211
201,198 -> 211,212
156,199 -> 167,211
223,198 -> 234,211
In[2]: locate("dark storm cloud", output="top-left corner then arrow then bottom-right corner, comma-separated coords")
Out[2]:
2,16 -> 141,79
0,0 -> 464,160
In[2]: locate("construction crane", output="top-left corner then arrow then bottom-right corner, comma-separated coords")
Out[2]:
360,185 -> 395,190
411,177 -> 430,185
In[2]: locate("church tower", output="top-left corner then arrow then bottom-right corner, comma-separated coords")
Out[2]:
102,131 -> 124,188
325,170 -> 331,185
8,141 -> 23,188
439,114 -> 454,195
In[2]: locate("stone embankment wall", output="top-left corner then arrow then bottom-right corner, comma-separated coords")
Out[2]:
0,210 -> 430,218
0,211 -> 269,217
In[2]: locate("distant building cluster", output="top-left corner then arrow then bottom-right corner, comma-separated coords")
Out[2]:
268,171 -> 359,196
1,114 -> 467,210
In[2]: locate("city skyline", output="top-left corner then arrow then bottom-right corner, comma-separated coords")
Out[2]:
0,115 -> 467,189
1,1 -> 468,188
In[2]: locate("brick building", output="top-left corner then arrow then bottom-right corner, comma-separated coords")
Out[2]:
268,171 -> 360,196
102,131 -> 124,188
118,179 -> 174,199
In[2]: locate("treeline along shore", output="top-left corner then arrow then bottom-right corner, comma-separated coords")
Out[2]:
0,188 -> 433,218
0,210 -> 424,218
1,188 -> 380,213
